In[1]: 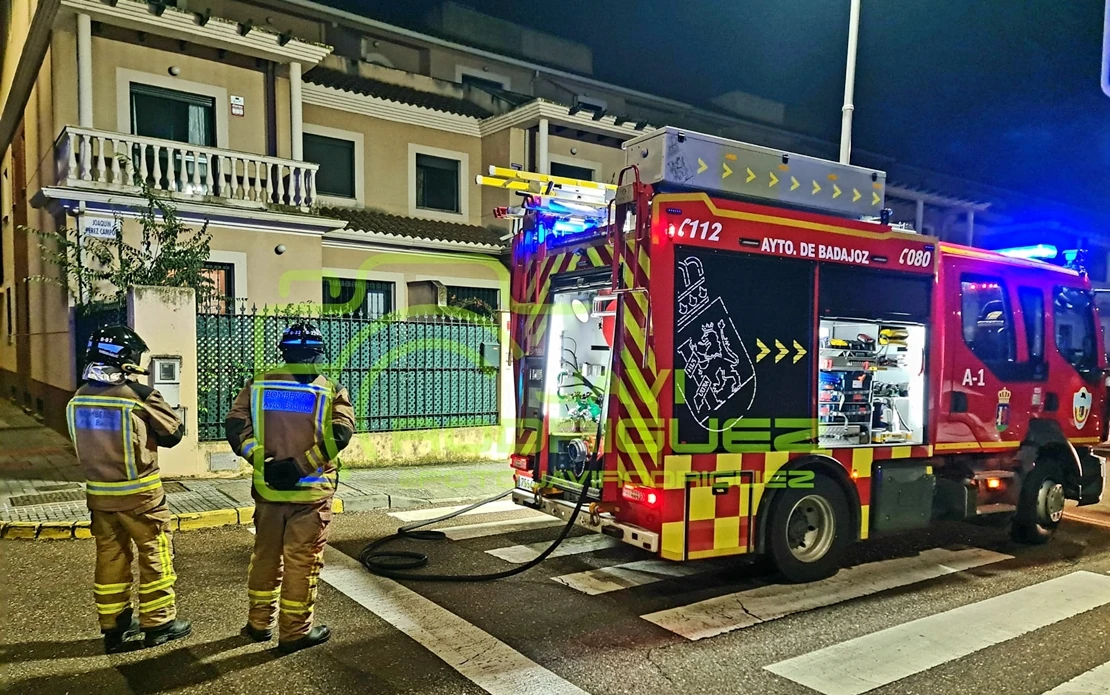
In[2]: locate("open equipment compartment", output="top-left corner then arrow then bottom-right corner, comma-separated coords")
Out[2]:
816,264 -> 932,448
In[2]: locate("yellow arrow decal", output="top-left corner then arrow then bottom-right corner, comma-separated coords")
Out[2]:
697,158 -> 708,174
755,338 -> 771,363
775,339 -> 789,363
722,162 -> 733,179
793,340 -> 807,364
852,188 -> 861,203
832,184 -> 842,199
811,180 -> 821,195
746,167 -> 756,183
790,176 -> 800,191
769,172 -> 779,187
872,191 -> 881,206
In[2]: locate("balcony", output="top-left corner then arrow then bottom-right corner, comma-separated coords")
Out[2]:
56,126 -> 320,211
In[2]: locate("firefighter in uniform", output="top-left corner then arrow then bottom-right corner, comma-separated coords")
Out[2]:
225,323 -> 356,654
67,326 -> 191,652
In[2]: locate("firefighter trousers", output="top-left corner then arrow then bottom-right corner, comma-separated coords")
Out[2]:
90,503 -> 177,630
247,499 -> 332,641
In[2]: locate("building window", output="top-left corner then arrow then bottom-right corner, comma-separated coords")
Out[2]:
130,83 -> 215,146
416,154 -> 461,213
961,277 -> 1015,364
200,262 -> 236,314
1054,286 -> 1098,370
447,286 -> 499,318
550,161 -> 595,182
304,133 -> 356,200
322,277 -> 394,320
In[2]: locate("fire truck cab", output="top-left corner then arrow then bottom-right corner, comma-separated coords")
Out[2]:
495,127 -> 1107,582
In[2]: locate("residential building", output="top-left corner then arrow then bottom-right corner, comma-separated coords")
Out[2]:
2,0 -> 1104,458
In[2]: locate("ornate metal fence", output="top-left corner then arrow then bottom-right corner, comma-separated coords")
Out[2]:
195,307 -> 501,441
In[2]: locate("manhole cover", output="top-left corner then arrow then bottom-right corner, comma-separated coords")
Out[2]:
9,490 -> 85,506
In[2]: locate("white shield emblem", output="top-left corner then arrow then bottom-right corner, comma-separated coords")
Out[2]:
1073,387 -> 1093,429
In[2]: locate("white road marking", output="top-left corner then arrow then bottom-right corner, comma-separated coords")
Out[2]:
441,516 -> 563,541
247,527 -> 255,535
553,558 -> 722,595
642,547 -> 1011,641
321,549 -> 591,695
486,534 -> 620,564
389,499 -> 524,523
1042,661 -> 1110,694
765,571 -> 1110,695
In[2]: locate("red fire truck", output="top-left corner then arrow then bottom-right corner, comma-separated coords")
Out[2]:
491,127 -> 1106,582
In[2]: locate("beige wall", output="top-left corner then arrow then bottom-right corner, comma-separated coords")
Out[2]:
304,104 -> 483,225
548,134 -> 625,186
129,286 -> 201,477
479,127 -> 526,229
89,35 -> 270,156
208,225 -> 324,307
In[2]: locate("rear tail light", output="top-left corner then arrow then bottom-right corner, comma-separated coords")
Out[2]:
622,485 -> 660,507
510,454 -> 532,471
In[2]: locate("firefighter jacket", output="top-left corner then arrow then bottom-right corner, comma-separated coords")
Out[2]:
225,370 -> 356,504
67,378 -> 184,513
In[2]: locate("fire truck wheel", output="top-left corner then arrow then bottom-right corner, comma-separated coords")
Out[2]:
767,475 -> 851,583
1012,462 -> 1066,545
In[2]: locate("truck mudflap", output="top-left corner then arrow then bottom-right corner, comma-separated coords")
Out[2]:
511,490 -> 660,554
1077,449 -> 1106,506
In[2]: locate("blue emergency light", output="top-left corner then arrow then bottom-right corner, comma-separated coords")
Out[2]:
996,244 -> 1058,260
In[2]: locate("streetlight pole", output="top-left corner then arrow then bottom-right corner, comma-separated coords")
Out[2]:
839,0 -> 862,164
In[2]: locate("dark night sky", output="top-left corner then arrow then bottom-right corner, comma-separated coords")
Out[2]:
319,0 -> 1110,218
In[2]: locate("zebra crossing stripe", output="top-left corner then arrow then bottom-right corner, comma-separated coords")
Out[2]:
1041,661 -> 1110,694
442,516 -> 563,541
642,547 -> 1011,641
321,549 -> 591,695
389,499 -> 524,523
554,558 -> 725,595
486,535 -> 620,564
765,571 -> 1110,695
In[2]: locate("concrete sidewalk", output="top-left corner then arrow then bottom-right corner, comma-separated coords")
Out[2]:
0,397 -> 512,540
0,461 -> 512,540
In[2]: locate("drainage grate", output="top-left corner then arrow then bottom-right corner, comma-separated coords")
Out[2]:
9,490 -> 85,506
9,482 -> 188,506
36,483 -> 81,493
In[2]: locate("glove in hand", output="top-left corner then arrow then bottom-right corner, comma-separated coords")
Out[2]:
264,458 -> 302,491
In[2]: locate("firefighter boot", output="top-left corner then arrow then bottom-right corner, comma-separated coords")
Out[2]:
242,623 -> 273,642
102,607 -> 141,654
143,618 -> 192,647
278,624 -> 330,654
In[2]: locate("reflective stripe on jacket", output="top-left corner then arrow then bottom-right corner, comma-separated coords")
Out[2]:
67,381 -> 183,513
227,371 -> 355,504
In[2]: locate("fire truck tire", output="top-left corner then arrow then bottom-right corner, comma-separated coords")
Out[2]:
766,475 -> 851,583
1011,461 -> 1066,545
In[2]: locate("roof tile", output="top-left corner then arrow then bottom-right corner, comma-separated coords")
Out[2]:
323,207 -> 506,250
304,67 -> 491,118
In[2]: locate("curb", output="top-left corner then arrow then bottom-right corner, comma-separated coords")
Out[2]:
2,496 -> 348,540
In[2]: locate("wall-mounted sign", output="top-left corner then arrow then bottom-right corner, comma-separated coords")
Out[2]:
80,216 -> 118,240
231,95 -> 245,117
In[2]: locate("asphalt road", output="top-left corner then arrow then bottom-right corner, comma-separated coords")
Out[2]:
4,502 -> 1110,695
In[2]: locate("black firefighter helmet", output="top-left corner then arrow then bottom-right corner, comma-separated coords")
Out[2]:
86,325 -> 149,370
279,322 -> 326,364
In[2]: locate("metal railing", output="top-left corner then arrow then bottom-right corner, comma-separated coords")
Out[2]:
56,126 -> 320,210
195,307 -> 501,441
